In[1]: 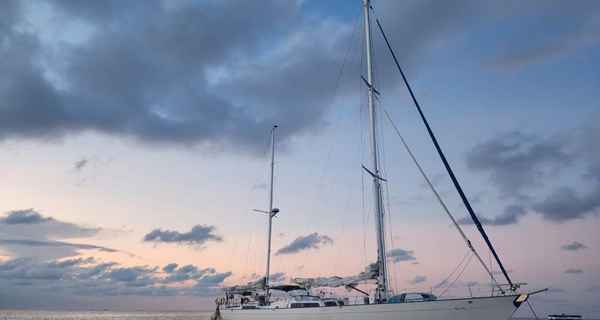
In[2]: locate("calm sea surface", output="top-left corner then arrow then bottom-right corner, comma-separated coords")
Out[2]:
0,311 -> 212,320
0,311 -> 578,320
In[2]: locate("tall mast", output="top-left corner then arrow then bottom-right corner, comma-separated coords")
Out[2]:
264,125 -> 278,303
363,0 -> 388,302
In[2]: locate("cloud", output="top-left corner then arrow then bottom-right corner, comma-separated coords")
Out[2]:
2,0 -> 562,154
409,275 -> 427,285
489,3 -> 600,70
0,0 -> 361,153
0,209 -> 108,260
564,268 -> 583,274
161,264 -> 215,284
0,209 -> 99,239
532,186 -> 600,222
0,0 -> 595,158
0,0 -> 592,159
0,257 -> 231,301
561,241 -> 588,252
102,266 -> 157,286
458,205 -> 527,226
387,248 -> 416,263
275,232 -> 333,255
143,225 -> 223,246
195,272 -> 232,288
530,118 -> 600,222
468,117 -> 600,223
162,263 -> 178,273
73,159 -> 88,171
0,239 -> 117,253
0,209 -> 52,225
466,132 -> 572,199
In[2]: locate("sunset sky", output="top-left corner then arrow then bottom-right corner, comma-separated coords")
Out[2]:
0,0 -> 599,317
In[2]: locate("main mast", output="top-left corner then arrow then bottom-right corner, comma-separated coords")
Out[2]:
363,0 -> 388,302
264,125 -> 278,304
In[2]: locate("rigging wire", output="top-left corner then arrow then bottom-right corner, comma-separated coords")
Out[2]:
370,24 -> 395,295
358,11 -> 370,269
334,14 -> 365,270
373,13 -> 513,292
527,300 -> 540,320
311,12 -> 361,213
374,94 -> 399,294
434,250 -> 471,293
381,107 -> 504,293
438,252 -> 474,298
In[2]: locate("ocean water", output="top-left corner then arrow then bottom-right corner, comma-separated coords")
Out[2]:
0,311 -> 213,320
0,311 -> 548,320
0,311 -> 582,320
0,311 -> 574,320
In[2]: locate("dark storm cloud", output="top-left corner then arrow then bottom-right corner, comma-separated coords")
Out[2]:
387,248 -> 416,263
458,205 -> 527,226
0,0 -> 346,152
4,0 -> 478,152
1,0 -> 593,153
466,132 -> 572,199
561,241 -> 588,252
143,225 -> 223,246
275,232 -> 333,255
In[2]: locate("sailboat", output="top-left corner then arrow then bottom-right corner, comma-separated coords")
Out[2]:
212,1 -> 542,319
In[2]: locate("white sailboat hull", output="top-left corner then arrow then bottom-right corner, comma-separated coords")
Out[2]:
220,295 -> 519,320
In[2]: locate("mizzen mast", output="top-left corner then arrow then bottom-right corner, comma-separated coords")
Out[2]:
363,0 -> 388,303
264,125 -> 278,304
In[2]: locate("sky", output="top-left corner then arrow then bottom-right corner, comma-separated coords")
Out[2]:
0,0 -> 599,316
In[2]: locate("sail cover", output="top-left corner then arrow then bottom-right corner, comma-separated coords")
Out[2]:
292,263 -> 378,288
225,277 -> 266,294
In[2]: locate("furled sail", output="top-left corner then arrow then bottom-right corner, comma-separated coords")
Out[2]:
225,277 -> 266,294
291,263 -> 378,288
